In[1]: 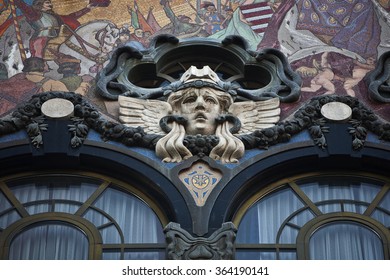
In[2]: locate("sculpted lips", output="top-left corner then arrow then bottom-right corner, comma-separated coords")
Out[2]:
195,112 -> 207,120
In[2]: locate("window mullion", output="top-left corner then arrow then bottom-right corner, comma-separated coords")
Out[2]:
289,182 -> 323,216
364,183 -> 390,216
74,181 -> 110,217
0,182 -> 29,218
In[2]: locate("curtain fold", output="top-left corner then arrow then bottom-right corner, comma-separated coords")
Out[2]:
309,222 -> 384,260
2,176 -> 165,260
236,178 -> 388,260
9,223 -> 89,260
91,187 -> 164,244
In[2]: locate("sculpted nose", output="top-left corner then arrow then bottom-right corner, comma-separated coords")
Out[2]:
195,97 -> 206,109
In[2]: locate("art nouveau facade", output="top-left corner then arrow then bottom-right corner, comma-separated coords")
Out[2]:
0,0 -> 389,260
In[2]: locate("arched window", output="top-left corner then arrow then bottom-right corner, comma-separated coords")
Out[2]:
308,222 -> 384,260
9,222 -> 89,260
234,173 -> 390,260
0,172 -> 167,260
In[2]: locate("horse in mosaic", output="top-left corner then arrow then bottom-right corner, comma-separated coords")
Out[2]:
59,20 -> 120,76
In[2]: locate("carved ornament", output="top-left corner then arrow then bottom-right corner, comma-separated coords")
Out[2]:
366,50 -> 390,103
164,222 -> 236,260
0,93 -> 389,155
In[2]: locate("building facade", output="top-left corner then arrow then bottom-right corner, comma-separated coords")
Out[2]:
0,0 -> 389,260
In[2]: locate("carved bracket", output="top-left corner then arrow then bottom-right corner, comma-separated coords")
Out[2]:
164,222 -> 237,260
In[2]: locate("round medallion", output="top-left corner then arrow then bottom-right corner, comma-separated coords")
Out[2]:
41,98 -> 74,119
320,102 -> 352,122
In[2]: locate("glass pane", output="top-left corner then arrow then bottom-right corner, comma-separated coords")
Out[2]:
54,203 -> 79,214
0,191 -> 12,212
299,178 -> 382,203
378,191 -> 390,211
25,203 -> 49,215
93,186 -> 164,244
0,210 -> 21,229
9,223 -> 89,260
237,187 -> 304,244
83,209 -> 111,227
100,225 -> 122,244
309,222 -> 384,260
279,251 -> 297,260
123,250 -> 165,260
279,225 -> 299,244
318,203 -> 341,214
371,209 -> 390,227
103,250 -> 165,260
102,251 -> 121,260
290,209 -> 315,227
343,203 -> 367,214
8,176 -> 100,204
235,250 -> 276,260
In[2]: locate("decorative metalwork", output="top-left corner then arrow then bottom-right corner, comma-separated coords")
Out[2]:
164,222 -> 236,260
96,35 -> 302,103
366,50 -> 390,103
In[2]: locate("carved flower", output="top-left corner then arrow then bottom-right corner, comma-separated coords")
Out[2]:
184,134 -> 218,156
20,104 -> 37,117
304,105 -> 317,116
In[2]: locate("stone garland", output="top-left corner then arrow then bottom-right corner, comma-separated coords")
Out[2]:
0,92 -> 389,154
241,95 -> 390,150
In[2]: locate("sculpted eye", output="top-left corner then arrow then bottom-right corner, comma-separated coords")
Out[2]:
183,97 -> 196,104
206,97 -> 217,104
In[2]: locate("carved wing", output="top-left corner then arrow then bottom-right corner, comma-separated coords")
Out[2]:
118,95 -> 172,134
228,97 -> 280,134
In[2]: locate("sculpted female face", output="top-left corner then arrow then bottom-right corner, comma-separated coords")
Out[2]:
171,87 -> 227,135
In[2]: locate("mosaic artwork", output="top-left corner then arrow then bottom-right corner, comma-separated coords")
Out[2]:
0,0 -> 389,120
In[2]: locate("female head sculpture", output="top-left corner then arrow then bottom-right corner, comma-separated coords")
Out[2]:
119,65 -> 280,164
167,86 -> 233,135
152,66 -> 244,163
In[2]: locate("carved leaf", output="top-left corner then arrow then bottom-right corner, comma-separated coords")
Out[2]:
228,97 -> 280,134
118,95 -> 172,134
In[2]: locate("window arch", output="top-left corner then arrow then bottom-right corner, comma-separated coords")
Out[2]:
0,171 -> 168,260
10,222 -> 89,260
300,216 -> 387,260
233,173 -> 390,260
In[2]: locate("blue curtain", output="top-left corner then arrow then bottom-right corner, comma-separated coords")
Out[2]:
236,179 -> 388,260
2,177 -> 165,260
9,223 -> 88,260
88,187 -> 165,244
309,222 -> 384,260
